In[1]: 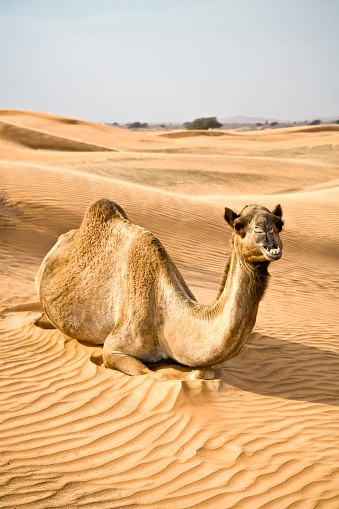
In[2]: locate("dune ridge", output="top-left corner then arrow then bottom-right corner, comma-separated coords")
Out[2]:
0,120 -> 117,152
0,110 -> 338,508
159,123 -> 339,139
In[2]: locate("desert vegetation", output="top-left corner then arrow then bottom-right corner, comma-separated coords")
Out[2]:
0,183 -> 9,215
127,121 -> 149,129
185,116 -> 222,130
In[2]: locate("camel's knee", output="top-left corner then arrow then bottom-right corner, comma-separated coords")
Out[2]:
190,367 -> 215,380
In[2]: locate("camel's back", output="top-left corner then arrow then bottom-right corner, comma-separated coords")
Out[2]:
36,199 -> 156,342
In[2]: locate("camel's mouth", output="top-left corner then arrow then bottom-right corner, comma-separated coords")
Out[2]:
261,245 -> 282,261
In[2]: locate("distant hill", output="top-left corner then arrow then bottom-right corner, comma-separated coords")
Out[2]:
220,116 -> 279,125
220,115 -> 339,125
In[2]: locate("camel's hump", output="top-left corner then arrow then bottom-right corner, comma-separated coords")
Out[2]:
82,199 -> 129,225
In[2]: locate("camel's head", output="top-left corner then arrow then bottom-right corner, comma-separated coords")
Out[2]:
224,204 -> 283,263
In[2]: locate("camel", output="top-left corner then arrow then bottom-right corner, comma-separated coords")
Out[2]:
35,199 -> 283,380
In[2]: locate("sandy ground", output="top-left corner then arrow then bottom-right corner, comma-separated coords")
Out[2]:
0,109 -> 338,509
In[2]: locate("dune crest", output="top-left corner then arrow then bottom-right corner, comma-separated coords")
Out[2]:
1,110 -> 339,508
0,120 -> 117,152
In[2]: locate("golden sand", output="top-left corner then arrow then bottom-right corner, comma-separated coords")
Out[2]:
1,110 -> 338,508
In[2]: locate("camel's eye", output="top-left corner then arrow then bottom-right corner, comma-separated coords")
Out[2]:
234,220 -> 245,231
234,220 -> 246,237
268,227 -> 274,234
254,226 -> 264,234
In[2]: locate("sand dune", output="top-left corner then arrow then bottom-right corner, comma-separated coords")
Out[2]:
160,123 -> 339,138
0,120 -> 118,152
0,110 -> 171,153
1,110 -> 339,508
159,129 -> 229,138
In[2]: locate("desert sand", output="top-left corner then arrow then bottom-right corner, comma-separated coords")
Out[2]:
0,109 -> 338,508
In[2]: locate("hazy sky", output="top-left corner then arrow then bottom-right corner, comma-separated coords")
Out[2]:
1,0 -> 338,123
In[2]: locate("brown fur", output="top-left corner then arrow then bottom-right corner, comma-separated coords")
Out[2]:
36,199 -> 283,380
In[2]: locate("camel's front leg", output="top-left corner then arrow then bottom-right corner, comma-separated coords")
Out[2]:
103,350 -> 165,380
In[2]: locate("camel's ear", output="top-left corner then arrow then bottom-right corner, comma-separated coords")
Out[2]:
272,204 -> 282,218
224,207 -> 238,227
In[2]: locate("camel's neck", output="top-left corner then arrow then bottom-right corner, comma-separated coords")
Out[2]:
217,257 -> 231,300
208,242 -> 269,360
170,240 -> 270,366
216,245 -> 269,311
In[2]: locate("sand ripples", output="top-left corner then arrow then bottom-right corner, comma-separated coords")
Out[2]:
1,311 -> 339,508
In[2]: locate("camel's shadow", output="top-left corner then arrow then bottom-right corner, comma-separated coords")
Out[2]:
211,333 -> 339,407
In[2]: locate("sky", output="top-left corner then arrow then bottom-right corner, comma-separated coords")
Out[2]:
0,0 -> 338,124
